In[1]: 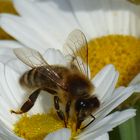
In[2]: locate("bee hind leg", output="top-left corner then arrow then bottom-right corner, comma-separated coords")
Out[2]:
54,96 -> 67,127
10,89 -> 40,114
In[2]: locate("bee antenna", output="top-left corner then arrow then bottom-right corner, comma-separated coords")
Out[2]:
81,114 -> 96,130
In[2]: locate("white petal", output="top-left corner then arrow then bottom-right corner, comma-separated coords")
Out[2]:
0,120 -> 23,140
6,59 -> 29,75
70,0 -> 106,38
101,71 -> 119,103
0,63 -> 18,108
44,128 -> 71,140
0,96 -> 19,129
92,64 -> 118,101
133,83 -> 140,93
128,73 -> 140,92
0,133 -> 9,140
13,0 -> 79,50
28,90 -> 54,114
70,0 -> 140,38
0,47 -> 15,64
0,40 -> 23,48
0,14 -> 46,53
94,86 -> 135,120
0,47 -> 27,73
94,133 -> 109,140
43,48 -> 68,66
129,73 -> 140,86
0,47 -> 28,74
0,62 -> 29,118
5,65 -> 26,106
36,0 -> 78,29
77,109 -> 135,139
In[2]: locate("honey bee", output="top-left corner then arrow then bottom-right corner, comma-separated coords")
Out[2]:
11,29 -> 100,130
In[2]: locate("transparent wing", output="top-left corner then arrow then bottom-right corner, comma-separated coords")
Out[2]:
64,29 -> 89,78
14,47 -> 64,89
14,47 -> 47,68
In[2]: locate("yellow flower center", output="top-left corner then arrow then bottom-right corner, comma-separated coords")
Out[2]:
14,112 -> 78,140
88,35 -> 140,86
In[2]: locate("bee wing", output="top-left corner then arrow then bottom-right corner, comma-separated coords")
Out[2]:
64,29 -> 89,78
14,47 -> 47,68
14,47 -> 64,89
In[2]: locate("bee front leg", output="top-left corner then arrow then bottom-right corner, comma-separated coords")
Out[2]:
11,89 -> 40,114
65,100 -> 71,122
54,96 -> 67,127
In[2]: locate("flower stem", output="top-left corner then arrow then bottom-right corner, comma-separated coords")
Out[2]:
118,117 -> 137,140
135,104 -> 140,139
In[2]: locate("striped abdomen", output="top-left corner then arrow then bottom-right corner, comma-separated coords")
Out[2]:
20,67 -> 57,90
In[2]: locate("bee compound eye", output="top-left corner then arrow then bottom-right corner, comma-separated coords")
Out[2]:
90,97 -> 100,108
80,101 -> 87,107
75,99 -> 88,111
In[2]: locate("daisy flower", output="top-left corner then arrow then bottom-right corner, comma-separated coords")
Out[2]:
0,46 -> 138,140
0,0 -> 140,140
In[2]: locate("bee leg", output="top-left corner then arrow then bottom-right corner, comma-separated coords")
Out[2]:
42,87 -> 57,95
65,100 -> 71,122
11,89 -> 40,114
81,114 -> 95,129
54,96 -> 67,127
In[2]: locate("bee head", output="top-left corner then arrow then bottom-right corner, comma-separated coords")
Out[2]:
75,96 -> 100,130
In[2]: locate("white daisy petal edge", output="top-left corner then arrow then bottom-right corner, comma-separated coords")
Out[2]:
94,133 -> 109,140
129,73 -> 140,85
129,74 -> 140,92
44,128 -> 71,140
44,129 -> 109,140
0,40 -> 23,49
0,48 -> 137,140
0,14 -> 47,53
